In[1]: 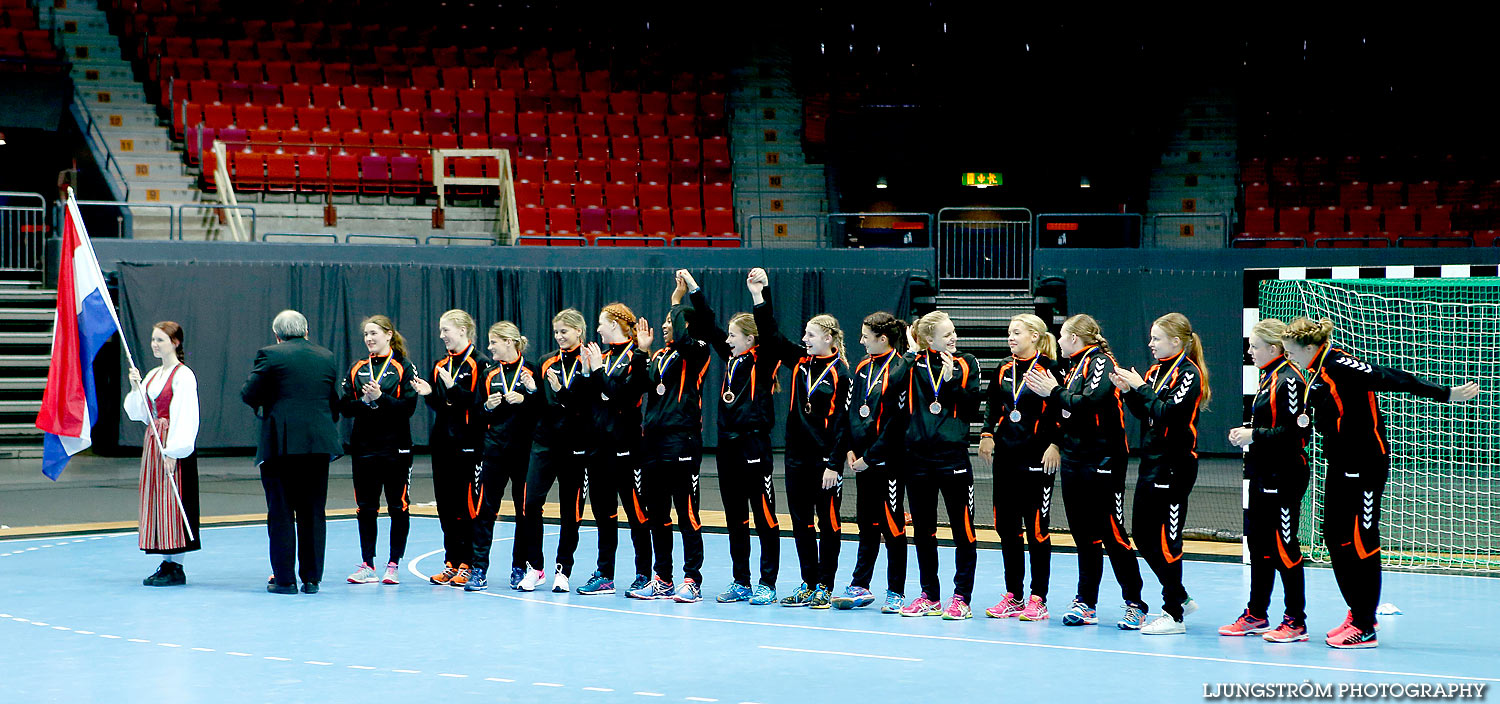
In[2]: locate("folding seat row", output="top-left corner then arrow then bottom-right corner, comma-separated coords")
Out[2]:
516,205 -> 738,238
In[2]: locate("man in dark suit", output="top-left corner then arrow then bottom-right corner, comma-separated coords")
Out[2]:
241,309 -> 342,594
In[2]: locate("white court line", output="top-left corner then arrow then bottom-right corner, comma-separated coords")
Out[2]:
401,528 -> 586,582
758,645 -> 920,662
348,665 -> 376,670
583,686 -> 613,692
485,677 -> 514,683
409,547 -> 1500,684
685,698 -> 719,702
532,682 -> 564,687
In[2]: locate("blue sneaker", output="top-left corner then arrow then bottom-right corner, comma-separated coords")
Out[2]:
671,578 -> 702,603
749,585 -> 777,605
628,574 -> 649,592
576,571 -> 614,595
509,566 -> 525,590
1117,602 -> 1148,630
832,585 -> 875,610
1062,598 -> 1099,626
716,582 -> 753,603
780,582 -> 815,607
463,568 -> 488,592
627,575 -> 674,600
881,591 -> 905,614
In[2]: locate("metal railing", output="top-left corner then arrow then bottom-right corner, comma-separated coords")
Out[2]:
345,233 -> 421,245
936,207 -> 1033,285
0,192 -> 47,273
745,214 -> 826,248
69,200 -> 176,240
261,233 -> 340,243
178,204 -> 257,241
72,85 -> 131,201
426,234 -> 497,246
828,211 -> 933,248
1148,212 -> 1230,248
1034,212 -> 1144,248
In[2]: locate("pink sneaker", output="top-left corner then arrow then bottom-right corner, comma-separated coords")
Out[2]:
382,561 -> 400,584
1326,610 -> 1379,638
899,594 -> 942,617
1218,610 -> 1271,636
985,592 -> 1024,619
1326,622 -> 1378,649
1019,595 -> 1050,621
942,595 -> 972,620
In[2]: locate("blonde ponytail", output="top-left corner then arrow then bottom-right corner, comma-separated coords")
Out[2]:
1062,314 -> 1111,356
1282,317 -> 1334,347
1153,312 -> 1211,409
1010,313 -> 1057,360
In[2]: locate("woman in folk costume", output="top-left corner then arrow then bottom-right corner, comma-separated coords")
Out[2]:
125,321 -> 201,587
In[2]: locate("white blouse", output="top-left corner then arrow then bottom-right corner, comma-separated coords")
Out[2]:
124,364 -> 200,460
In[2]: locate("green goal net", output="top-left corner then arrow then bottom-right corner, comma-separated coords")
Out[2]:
1259,277 -> 1500,571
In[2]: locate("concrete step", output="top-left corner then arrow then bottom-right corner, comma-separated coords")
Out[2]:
81,85 -> 148,106
0,400 -> 42,415
45,11 -> 113,33
87,109 -> 160,129
0,378 -> 46,392
0,423 -> 44,438
0,355 -> 51,369
120,183 -> 201,204
102,130 -> 173,154
117,157 -> 191,180
734,169 -> 825,192
57,39 -> 124,62
0,291 -> 57,307
71,64 -> 137,84
82,102 -> 159,119
0,308 -> 54,322
730,86 -> 796,102
734,151 -> 808,168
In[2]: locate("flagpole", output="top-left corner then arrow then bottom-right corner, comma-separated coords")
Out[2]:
67,189 -> 196,543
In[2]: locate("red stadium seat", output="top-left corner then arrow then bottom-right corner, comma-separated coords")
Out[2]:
1407,180 -> 1439,210
1421,206 -> 1452,234
574,182 -> 603,208
391,111 -> 422,134
370,132 -> 401,157
670,182 -> 700,209
514,180 -> 542,208
580,207 -> 609,234
672,208 -> 703,236
251,83 -> 282,106
1311,206 -> 1345,236
488,111 -> 516,136
516,158 -> 546,183
606,114 -> 635,137
639,182 -> 668,210
702,137 -> 728,163
703,183 -> 732,211
1349,206 -> 1381,235
609,207 -> 639,234
370,86 -> 400,111
581,136 -> 609,161
578,159 -> 608,185
266,106 -> 297,131
231,151 -> 266,190
265,153 -> 297,192
1372,181 -> 1403,209
549,206 -> 578,234
518,206 -> 547,234
610,158 -> 639,185
1384,206 -> 1417,237
669,159 -> 699,184
667,115 -> 697,138
1276,207 -> 1310,237
605,182 -> 635,209
544,181 -> 573,207
356,108 -> 388,133
641,136 -> 670,162
704,209 -> 736,237
294,153 -> 326,191
550,136 -> 579,160
610,91 -> 639,115
311,84 -> 340,109
637,114 -> 666,138
641,207 -> 671,236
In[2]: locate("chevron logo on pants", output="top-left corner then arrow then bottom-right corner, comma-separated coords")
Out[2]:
1362,491 -> 1375,529
1167,503 -> 1181,541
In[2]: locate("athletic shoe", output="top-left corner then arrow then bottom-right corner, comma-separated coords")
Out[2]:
382,562 -> 400,585
1117,603 -> 1148,630
429,561 -> 460,585
717,582 -> 753,603
449,564 -> 471,588
464,568 -> 488,592
347,563 -> 378,584
832,585 -> 875,610
628,574 -> 650,592
1020,595 -> 1049,621
1142,613 -> 1186,635
809,584 -> 833,609
881,591 -> 905,614
551,572 -> 569,594
1218,610 -> 1271,636
1326,610 -> 1380,638
1263,616 -> 1309,643
780,582 -> 815,607
1326,623 -> 1377,649
942,595 -> 973,620
1182,596 -> 1199,616
509,567 -> 525,590
985,592 -> 1024,619
300,582 -> 319,594
1061,599 -> 1098,626
750,585 -> 778,605
143,561 -> 173,587
576,572 -> 615,595
900,594 -> 943,617
628,575 -> 674,600
518,566 -> 546,592
672,578 -> 703,603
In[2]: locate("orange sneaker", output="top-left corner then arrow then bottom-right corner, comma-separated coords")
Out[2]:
429,561 -> 459,585
449,564 -> 472,588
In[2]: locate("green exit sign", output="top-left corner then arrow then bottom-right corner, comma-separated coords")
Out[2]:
962,172 -> 1002,187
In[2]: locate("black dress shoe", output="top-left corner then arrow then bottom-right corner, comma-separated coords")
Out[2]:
267,583 -> 298,594
301,582 -> 319,594
161,562 -> 187,586
143,561 -> 172,587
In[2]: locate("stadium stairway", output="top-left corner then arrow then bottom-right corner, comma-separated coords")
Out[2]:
1146,90 -> 1238,248
937,289 -> 1034,438
730,45 -> 828,247
43,0 -> 196,240
0,282 -> 53,459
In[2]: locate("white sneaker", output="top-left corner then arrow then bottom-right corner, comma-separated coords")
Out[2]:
1182,596 -> 1199,616
346,563 -> 377,584
518,565 -> 546,592
551,571 -> 570,593
1141,613 -> 1186,635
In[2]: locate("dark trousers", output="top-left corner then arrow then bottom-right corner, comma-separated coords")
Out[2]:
589,440 -> 653,579
994,461 -> 1054,601
521,444 -> 587,576
643,432 -> 705,584
469,450 -> 529,573
351,452 -> 412,565
1323,460 -> 1387,631
717,432 -> 779,588
1246,475 -> 1308,623
1060,457 -> 1144,610
785,456 -> 843,588
1133,460 -> 1198,619
260,454 -> 329,586
432,445 -> 479,567
849,464 -> 907,594
907,462 -> 977,602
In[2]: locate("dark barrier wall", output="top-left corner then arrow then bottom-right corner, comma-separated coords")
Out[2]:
98,243 -> 932,451
1034,247 -> 1500,454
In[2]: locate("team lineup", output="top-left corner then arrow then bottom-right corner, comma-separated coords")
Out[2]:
129,267 -> 1483,652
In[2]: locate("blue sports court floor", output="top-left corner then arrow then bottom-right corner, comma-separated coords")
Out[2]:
2,518 -> 1496,703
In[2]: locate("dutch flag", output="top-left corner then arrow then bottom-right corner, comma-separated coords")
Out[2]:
35,193 -> 122,480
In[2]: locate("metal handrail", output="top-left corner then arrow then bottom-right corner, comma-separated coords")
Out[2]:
1149,211 -> 1230,247
827,211 -> 934,248
745,213 -> 824,248
426,234 -> 497,245
261,232 -> 340,243
669,236 -> 741,248
178,204 -> 257,241
935,206 -> 1034,283
595,235 -> 668,247
69,200 -> 176,240
72,85 -> 132,201
345,233 -> 421,244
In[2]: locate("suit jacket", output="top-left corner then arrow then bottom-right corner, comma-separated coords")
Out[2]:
241,337 -> 343,465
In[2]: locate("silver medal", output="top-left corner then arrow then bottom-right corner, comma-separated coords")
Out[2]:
803,402 -> 813,415
601,393 -> 609,402
1297,413 -> 1310,428
1009,409 -> 1022,423
1061,409 -> 1072,419
656,383 -> 667,396
928,401 -> 943,415
859,404 -> 871,418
